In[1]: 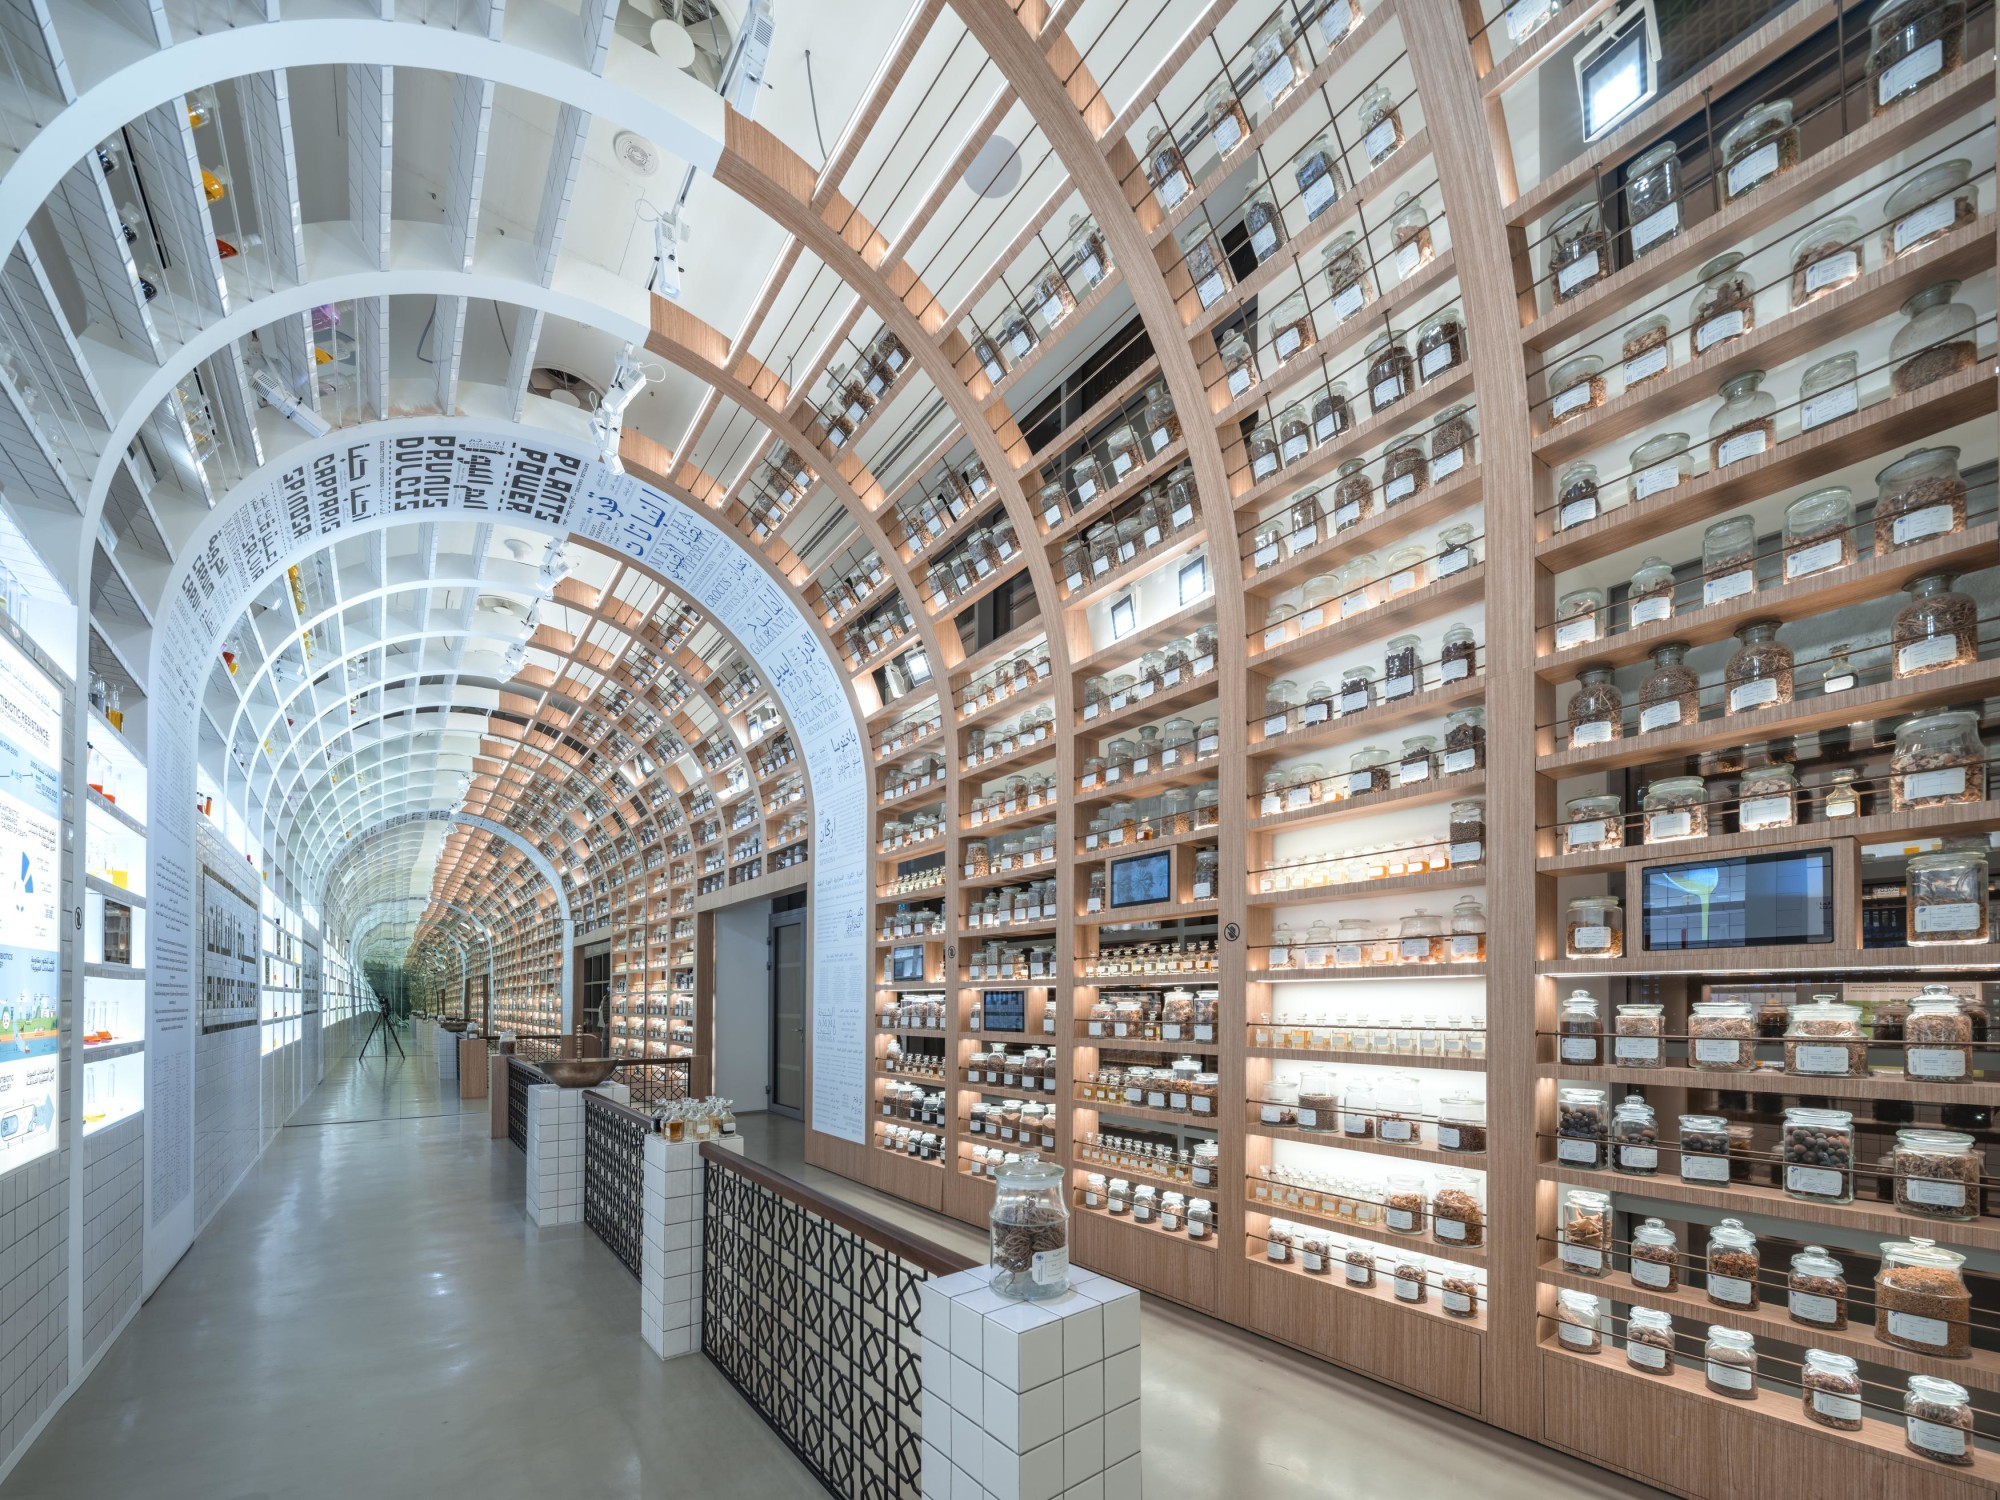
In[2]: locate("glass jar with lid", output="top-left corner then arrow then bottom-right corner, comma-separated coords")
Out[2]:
1347,744 -> 1392,798
1891,281 -> 1979,393
1908,844 -> 1989,944
1626,141 -> 1682,255
1389,192 -> 1434,280
1243,190 -> 1287,264
1548,197 -> 1608,301
1905,1375 -> 1975,1465
1706,1219 -> 1760,1308
1876,1236 -> 1971,1356
1704,1327 -> 1758,1399
1219,330 -> 1259,403
1143,126 -> 1192,208
1613,1094 -> 1660,1174
1366,334 -> 1413,414
1293,135 -> 1345,220
1789,1244 -> 1848,1329
1629,431 -> 1690,505
1564,795 -> 1623,854
1891,708 -> 1983,810
1688,253 -> 1755,356
1878,445 -> 1967,549
1620,558 -> 1674,628
1066,214 -> 1108,291
1894,1127 -> 1979,1219
1724,621 -> 1791,714
1615,1004 -> 1664,1069
1689,998 -> 1756,1071
1384,547 -> 1426,597
1894,572 -> 1977,678
1558,1289 -> 1605,1349
1869,0 -> 1965,114
1437,1094 -> 1486,1154
1644,775 -> 1708,842
1339,664 -> 1379,717
1737,764 -> 1798,831
1440,623 -> 1477,682
1782,487 -> 1853,580
1416,307 -> 1467,382
1398,735 -> 1438,785
1568,666 -> 1622,746
1249,15 -> 1307,106
1793,352 -> 1861,436
1141,381 -> 1181,457
1431,1169 -> 1484,1246
1432,407 -> 1476,480
1782,1106 -> 1854,1203
1322,232 -> 1373,321
1103,424 -> 1143,486
1720,99 -> 1798,202
1554,461 -> 1599,532
1566,895 -> 1622,958
1555,587 -> 1604,651
1032,264 -> 1077,331
1559,1187 -> 1611,1271
1625,1306 -> 1675,1373
990,1158 -> 1069,1300
1274,404 -> 1315,472
1787,996 -> 1865,1076
1178,221 -> 1233,310
1709,372 -> 1775,469
1680,1114 -> 1736,1185
1559,991 -> 1601,1063
1382,436 -> 1428,505
1443,705 -> 1485,773
998,308 -> 1039,368
1246,426 -> 1283,486
1358,83 -> 1404,166
1398,908 -> 1445,963
1448,893 -> 1486,959
1205,76 -> 1250,157
1790,216 -> 1862,308
1884,157 -> 1977,259
1548,355 -> 1605,425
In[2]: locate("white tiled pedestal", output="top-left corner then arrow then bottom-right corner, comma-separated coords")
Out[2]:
919,1266 -> 1142,1500
523,1084 -> 584,1227
435,1026 -> 457,1082
640,1132 -> 743,1360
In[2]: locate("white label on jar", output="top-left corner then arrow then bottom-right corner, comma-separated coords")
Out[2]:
1330,283 -> 1367,323
1620,1146 -> 1659,1171
1436,1217 -> 1467,1242
1567,819 -> 1608,849
1212,114 -> 1242,154
1804,249 -> 1859,297
1786,1164 -> 1844,1198
1397,940 -> 1431,964
1560,1241 -> 1603,1270
1150,426 -> 1173,454
1297,1248 -> 1324,1271
1726,141 -> 1779,198
1681,1154 -> 1730,1183
1386,1206 -> 1416,1232
1631,203 -> 1679,253
1572,925 -> 1612,952
1560,1037 -> 1597,1062
1331,499 -> 1362,531
1263,625 -> 1289,649
1693,1038 -> 1743,1065
1909,1418 -> 1968,1458
1449,843 -> 1483,867
1441,655 -> 1470,683
1706,1360 -> 1754,1391
1281,434 -> 1309,465
1395,243 -> 1423,281
1263,713 -> 1289,738
1261,1104 -> 1285,1125
1341,1259 -> 1371,1286
1739,794 -> 1792,829
1614,1036 -> 1659,1061
1632,461 -> 1681,501
1906,766 -> 1968,801
1341,689 -> 1370,716
1372,377 -> 1403,408
1252,455 -> 1279,484
1638,702 -> 1682,734
1695,310 -> 1746,352
1420,343 -> 1455,380
1800,384 -> 1858,431
1228,366 -> 1254,398
1908,1045 -> 1968,1081
1906,1174 -> 1967,1205
1394,1276 -> 1421,1301
1302,173 -> 1338,216
1173,504 -> 1196,530
1554,616 -> 1597,649
1894,197 -> 1957,254
1707,1275 -> 1753,1306
1891,504 -> 1953,546
1388,570 -> 1418,597
1402,761 -> 1431,785
1253,542 -> 1281,570
1146,1090 -> 1167,1110
1295,1108 -> 1318,1129
1438,1125 -> 1462,1150
1557,1139 -> 1599,1166
1622,345 -> 1670,387
1888,1310 -> 1950,1348
1441,749 -> 1478,775
1196,272 -> 1226,307
1785,538 -> 1845,579
1899,635 -> 1960,674
1559,1322 -> 1595,1347
1793,1043 -> 1852,1076
1727,678 -> 1779,713
1299,702 -> 1329,726
1192,1095 -> 1213,1115
1916,901 -> 1982,933
1385,473 -> 1417,504
1266,1241 -> 1288,1262
1879,37 -> 1943,104
1551,383 -> 1594,419
1380,1118 -> 1414,1141
1632,1257 -> 1672,1289
1286,786 -> 1313,810
1031,1246 -> 1072,1290
1649,810 -> 1692,840
1261,54 -> 1295,100
1626,1341 -> 1667,1369
1432,448 -> 1466,484
1716,430 -> 1767,468
1557,252 -> 1601,296
1443,1289 -> 1472,1314
1557,499 -> 1597,533
1384,674 -> 1415,700
1703,568 -> 1755,606
1788,1290 -> 1838,1325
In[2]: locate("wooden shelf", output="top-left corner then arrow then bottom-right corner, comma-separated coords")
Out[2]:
1250,1042 -> 1488,1071
1250,768 -> 1484,833
1250,564 -> 1487,673
1247,860 -> 1479,907
1241,463 -> 1481,595
1250,1116 -> 1488,1169
1537,797 -> 2000,876
1232,365 -> 1476,512
1246,1186 -> 1491,1267
1243,1234 -> 1491,1332
1534,1060 -> 1996,1104
1071,1095 -> 1219,1129
1072,1195 -> 1218,1249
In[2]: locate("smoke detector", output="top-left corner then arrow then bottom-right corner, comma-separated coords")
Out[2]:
612,131 -> 662,176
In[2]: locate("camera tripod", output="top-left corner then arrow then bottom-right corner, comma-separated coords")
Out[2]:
359,1001 -> 405,1062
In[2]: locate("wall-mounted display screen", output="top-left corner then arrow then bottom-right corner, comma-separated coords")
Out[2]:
1109,851 -> 1172,909
889,944 -> 926,982
982,990 -> 1026,1033
0,636 -> 63,1175
1641,849 -> 1834,950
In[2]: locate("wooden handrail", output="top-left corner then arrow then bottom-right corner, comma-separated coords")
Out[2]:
700,1141 -> 977,1278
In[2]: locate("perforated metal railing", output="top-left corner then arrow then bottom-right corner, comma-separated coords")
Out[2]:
700,1145 -> 975,1500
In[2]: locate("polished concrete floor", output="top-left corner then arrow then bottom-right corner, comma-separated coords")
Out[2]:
1,1029 -> 1663,1499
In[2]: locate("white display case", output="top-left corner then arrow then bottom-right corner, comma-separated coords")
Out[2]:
85,706 -> 148,1135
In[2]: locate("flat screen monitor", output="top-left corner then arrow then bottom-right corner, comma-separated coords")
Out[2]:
982,990 -> 1026,1033
1109,851 -> 1172,909
1641,849 -> 1834,950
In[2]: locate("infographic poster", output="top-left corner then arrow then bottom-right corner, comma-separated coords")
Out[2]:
0,636 -> 62,1174
199,873 -> 259,1033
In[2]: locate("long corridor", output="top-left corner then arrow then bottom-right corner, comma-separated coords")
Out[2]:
1,1033 -> 1658,1500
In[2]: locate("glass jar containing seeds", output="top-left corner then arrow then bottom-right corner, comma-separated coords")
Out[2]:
1389,192 -> 1435,280
1891,281 -> 1979,394
1786,996 -> 1866,1076
1554,460 -> 1600,531
1800,1350 -> 1863,1431
1893,572 -> 1977,678
1643,775 -> 1707,842
1689,998 -> 1757,1071
1736,763 -> 1797,831
1243,190 -> 1287,264
1789,1245 -> 1849,1330
1627,557 -> 1677,626
1414,306 -> 1467,382
1907,845 -> 1988,944
1631,1216 -> 1679,1290
1629,431 -> 1690,504
1366,334 -> 1414,414
1548,355 -> 1606,426
1614,1005 -> 1665,1069
1268,294 -> 1315,365
1566,895 -> 1622,959
1569,665 -> 1622,746
1559,991 -> 1602,1062
1625,140 -> 1682,255
1557,1288 -> 1604,1353
1612,1094 -> 1660,1173
1322,233 -> 1373,322
1709,372 -> 1776,469
1689,253 -> 1756,355
1625,1307 -> 1675,1373
1679,1114 -> 1736,1185
1293,135 -> 1345,220
1798,352 -> 1861,432
1877,444 -> 1968,548
1782,487 -> 1854,580
1560,1188 -> 1612,1275
1358,83 -> 1405,166
1382,438 -> 1429,505
1442,705 -> 1485,773
1905,1375 -> 1975,1465
1548,197 -> 1609,301
1205,77 -> 1250,158
1720,99 -> 1798,202
1890,709 -> 1983,810
1564,796 -> 1623,854
1705,1220 -> 1760,1310
1789,216 -> 1862,308
1894,1128 -> 1979,1221
1883,157 -> 1977,259
1869,0 -> 1966,114
1876,1235 -> 1971,1357
1178,221 -> 1234,310
1432,406 -> 1476,478
1783,1106 -> 1854,1203
1144,126 -> 1192,208
1637,643 -> 1699,735
1724,621 -> 1792,715
1621,312 -> 1672,387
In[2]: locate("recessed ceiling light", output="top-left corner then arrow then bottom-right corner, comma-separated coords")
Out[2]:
964,136 -> 1022,199
612,130 -> 662,176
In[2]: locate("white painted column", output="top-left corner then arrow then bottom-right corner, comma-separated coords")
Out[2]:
640,1132 -> 742,1359
918,1266 -> 1143,1500
523,1083 -> 584,1227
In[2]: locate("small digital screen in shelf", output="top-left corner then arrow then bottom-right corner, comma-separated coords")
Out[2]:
1640,849 -> 1833,950
1576,2 -> 1659,141
1109,851 -> 1172,909
889,945 -> 926,982
983,990 -> 1026,1033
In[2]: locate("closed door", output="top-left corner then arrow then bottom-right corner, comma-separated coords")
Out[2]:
769,912 -> 805,1117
